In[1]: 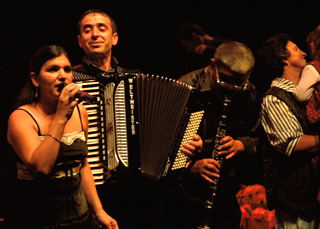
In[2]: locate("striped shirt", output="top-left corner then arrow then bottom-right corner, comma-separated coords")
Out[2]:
261,78 -> 303,156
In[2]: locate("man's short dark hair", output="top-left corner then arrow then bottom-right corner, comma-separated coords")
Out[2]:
176,23 -> 206,42
77,9 -> 117,35
257,33 -> 291,79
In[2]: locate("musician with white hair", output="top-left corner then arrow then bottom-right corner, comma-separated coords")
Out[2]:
166,40 -> 264,229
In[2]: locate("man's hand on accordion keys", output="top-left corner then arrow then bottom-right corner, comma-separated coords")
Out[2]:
181,134 -> 203,157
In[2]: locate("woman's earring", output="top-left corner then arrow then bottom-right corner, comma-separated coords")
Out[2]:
35,87 -> 38,99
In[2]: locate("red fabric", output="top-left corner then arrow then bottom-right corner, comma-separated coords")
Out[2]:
306,61 -> 320,124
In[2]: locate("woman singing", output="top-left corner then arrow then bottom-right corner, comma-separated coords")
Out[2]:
7,45 -> 118,229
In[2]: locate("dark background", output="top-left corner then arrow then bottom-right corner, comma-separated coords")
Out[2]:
1,0 -> 320,222
1,0 -> 320,134
1,0 -> 320,175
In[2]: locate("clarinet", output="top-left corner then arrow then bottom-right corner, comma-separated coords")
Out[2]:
198,95 -> 231,229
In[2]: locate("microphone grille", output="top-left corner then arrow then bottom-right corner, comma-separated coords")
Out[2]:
57,83 -> 68,92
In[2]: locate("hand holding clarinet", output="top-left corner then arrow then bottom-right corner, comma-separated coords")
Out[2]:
180,134 -> 245,183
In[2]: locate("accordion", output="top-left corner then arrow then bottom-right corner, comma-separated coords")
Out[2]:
76,73 -> 204,182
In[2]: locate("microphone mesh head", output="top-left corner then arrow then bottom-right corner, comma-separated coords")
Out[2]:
57,83 -> 68,92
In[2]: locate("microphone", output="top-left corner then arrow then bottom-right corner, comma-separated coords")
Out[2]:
57,83 -> 98,104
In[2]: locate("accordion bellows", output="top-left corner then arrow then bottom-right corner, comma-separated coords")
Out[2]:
76,73 -> 204,182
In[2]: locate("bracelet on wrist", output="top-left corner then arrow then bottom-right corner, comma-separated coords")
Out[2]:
46,133 -> 61,143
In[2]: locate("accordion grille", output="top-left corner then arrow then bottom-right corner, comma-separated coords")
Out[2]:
105,83 -> 119,171
114,81 -> 129,167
